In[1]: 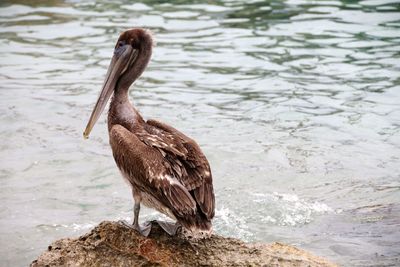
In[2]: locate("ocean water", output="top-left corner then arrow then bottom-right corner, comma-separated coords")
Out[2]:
0,0 -> 399,266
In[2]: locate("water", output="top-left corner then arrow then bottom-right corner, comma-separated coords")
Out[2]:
0,0 -> 399,266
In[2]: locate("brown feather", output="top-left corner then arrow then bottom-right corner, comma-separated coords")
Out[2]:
109,125 -> 197,218
145,119 -> 215,219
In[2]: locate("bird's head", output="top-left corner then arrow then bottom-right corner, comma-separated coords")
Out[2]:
83,28 -> 153,139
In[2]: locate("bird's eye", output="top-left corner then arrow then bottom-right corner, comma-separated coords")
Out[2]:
114,41 -> 126,55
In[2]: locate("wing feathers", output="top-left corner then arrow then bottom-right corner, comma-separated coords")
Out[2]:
168,182 -> 196,215
145,119 -> 215,220
113,119 -> 215,221
194,182 -> 215,219
110,125 -> 197,217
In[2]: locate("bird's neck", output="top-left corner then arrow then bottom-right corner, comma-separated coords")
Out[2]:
112,86 -> 129,103
108,88 -> 144,132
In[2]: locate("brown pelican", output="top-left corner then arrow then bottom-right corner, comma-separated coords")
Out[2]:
83,28 -> 215,237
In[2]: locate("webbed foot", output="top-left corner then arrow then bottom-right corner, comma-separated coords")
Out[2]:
155,220 -> 182,236
118,220 -> 152,237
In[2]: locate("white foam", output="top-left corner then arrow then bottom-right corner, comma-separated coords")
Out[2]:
252,192 -> 333,226
69,222 -> 96,231
213,206 -> 254,241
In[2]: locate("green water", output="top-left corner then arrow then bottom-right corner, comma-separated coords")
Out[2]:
0,0 -> 399,266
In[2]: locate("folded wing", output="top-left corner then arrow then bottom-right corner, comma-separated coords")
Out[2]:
145,119 -> 215,220
110,124 -> 197,217
109,120 -> 215,221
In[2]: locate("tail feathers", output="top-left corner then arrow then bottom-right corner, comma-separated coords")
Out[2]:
179,217 -> 213,239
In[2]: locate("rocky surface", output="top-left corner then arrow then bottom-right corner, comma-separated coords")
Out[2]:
31,221 -> 337,266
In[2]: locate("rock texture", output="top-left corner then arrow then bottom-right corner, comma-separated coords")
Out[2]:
31,221 -> 337,267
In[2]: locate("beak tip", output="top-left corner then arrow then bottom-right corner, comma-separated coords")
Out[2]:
83,131 -> 89,139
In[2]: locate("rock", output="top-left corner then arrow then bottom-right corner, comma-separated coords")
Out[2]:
31,221 -> 337,267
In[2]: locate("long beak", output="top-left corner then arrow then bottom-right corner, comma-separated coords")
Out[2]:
83,45 -> 136,139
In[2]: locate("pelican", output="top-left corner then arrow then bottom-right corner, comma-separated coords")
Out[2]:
83,28 -> 215,237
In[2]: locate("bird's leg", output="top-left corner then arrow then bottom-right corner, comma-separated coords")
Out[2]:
131,189 -> 152,237
132,190 -> 180,236
122,189 -> 180,237
131,203 -> 152,237
132,201 -> 140,227
119,189 -> 152,237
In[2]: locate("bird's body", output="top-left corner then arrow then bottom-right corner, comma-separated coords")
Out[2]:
84,29 -> 215,236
